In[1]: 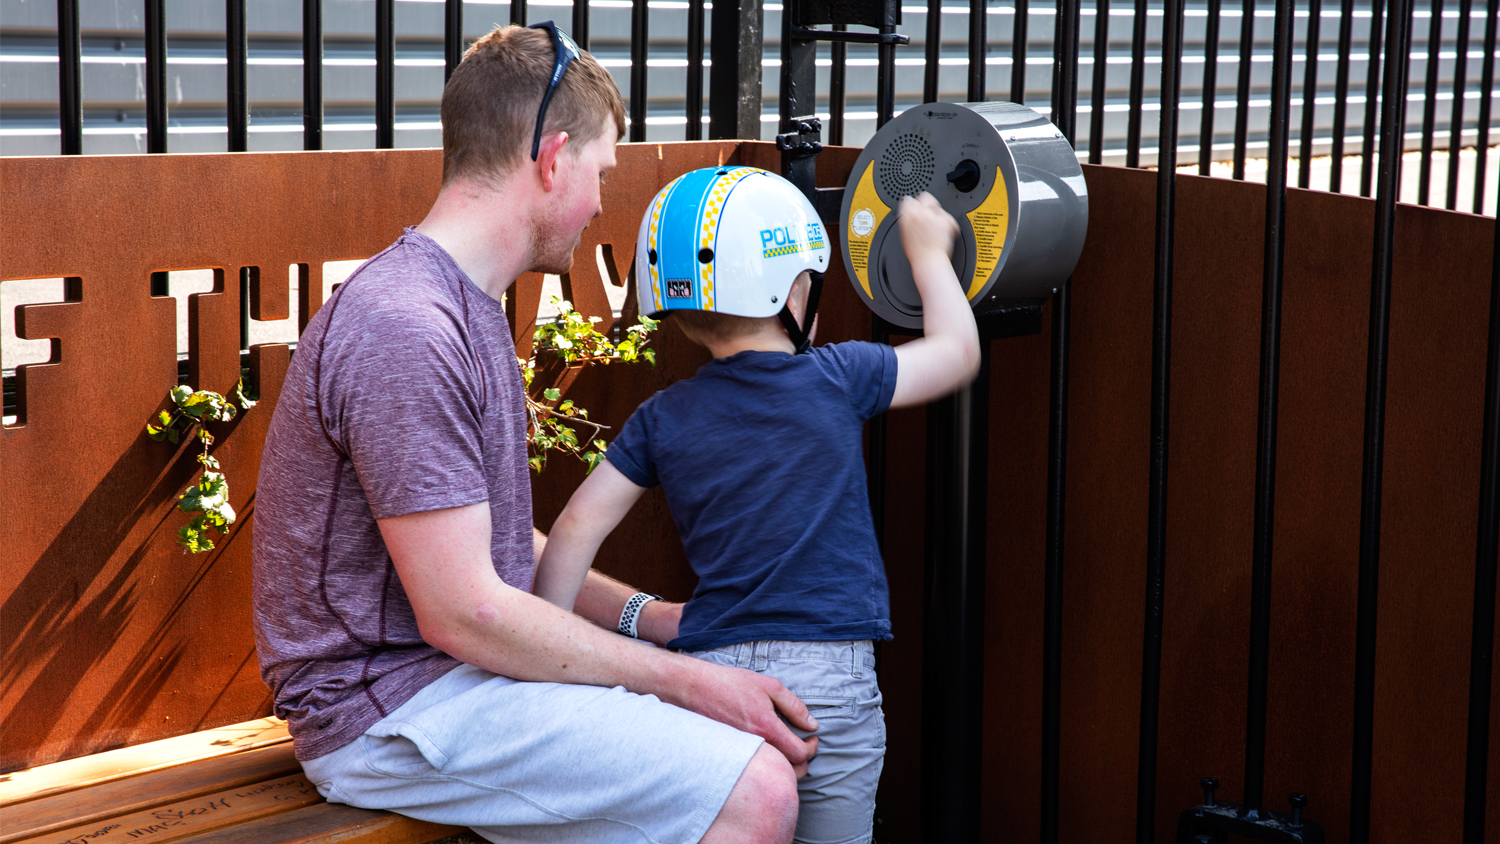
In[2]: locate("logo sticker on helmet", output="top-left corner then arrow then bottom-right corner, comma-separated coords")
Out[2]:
760,223 -> 828,259
666,279 -> 693,298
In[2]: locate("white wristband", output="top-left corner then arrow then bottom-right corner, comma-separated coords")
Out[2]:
618,592 -> 662,639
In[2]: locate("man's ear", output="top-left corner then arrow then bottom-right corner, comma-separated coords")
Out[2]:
535,131 -> 571,192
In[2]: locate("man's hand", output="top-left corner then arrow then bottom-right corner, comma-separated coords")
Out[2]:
671,659 -> 820,778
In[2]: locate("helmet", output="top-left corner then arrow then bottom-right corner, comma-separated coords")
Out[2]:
634,166 -> 831,352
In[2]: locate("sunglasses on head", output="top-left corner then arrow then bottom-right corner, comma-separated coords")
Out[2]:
528,21 -> 582,161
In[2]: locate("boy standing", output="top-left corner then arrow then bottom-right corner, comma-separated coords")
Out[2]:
535,167 -> 980,844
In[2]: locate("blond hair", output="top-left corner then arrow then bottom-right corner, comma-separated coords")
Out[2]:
440,25 -> 626,185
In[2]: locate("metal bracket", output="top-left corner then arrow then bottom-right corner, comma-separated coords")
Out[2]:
778,117 -> 824,204
1177,781 -> 1324,844
790,26 -> 911,44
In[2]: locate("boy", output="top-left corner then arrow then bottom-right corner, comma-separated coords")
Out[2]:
535,167 -> 980,844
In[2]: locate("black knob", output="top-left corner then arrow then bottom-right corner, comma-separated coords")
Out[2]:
946,159 -> 982,193
1200,777 -> 1219,807
1289,793 -> 1307,826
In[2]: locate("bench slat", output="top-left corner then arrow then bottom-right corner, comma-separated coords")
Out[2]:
2,744 -> 302,844
19,774 -> 321,844
171,802 -> 463,844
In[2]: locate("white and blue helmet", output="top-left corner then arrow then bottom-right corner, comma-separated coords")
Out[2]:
634,166 -> 831,351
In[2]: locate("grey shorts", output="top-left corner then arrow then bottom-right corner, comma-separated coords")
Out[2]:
683,640 -> 886,844
300,662 -> 764,844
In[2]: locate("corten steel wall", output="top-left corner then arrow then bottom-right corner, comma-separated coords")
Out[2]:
3,144 -> 1500,843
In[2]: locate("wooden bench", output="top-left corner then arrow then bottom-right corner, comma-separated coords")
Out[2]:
0,718 -> 468,844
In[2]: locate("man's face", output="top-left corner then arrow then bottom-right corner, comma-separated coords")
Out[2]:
529,115 -> 619,275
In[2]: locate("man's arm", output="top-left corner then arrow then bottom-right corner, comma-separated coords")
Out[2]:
533,461 -> 645,611
379,503 -> 817,774
889,192 -> 982,409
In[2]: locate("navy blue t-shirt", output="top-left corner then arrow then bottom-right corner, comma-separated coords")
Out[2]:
606,341 -> 899,651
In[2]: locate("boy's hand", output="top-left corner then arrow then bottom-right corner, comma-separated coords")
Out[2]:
898,192 -> 960,266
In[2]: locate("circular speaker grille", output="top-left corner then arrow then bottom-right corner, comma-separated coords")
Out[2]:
877,133 -> 935,199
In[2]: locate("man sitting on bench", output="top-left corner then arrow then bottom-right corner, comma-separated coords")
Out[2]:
250,23 -> 816,844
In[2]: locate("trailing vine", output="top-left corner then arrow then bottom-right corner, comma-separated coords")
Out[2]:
146,379 -> 257,553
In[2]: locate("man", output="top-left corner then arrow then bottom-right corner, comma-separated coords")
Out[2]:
252,24 -> 815,844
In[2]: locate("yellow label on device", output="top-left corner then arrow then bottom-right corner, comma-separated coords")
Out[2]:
846,161 -> 891,299
964,173 -> 1010,300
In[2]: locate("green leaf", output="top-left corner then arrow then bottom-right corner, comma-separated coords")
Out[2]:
170,385 -> 193,405
543,387 -> 561,402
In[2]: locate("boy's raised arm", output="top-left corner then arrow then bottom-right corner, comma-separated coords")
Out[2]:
889,193 -> 982,409
533,459 -> 647,611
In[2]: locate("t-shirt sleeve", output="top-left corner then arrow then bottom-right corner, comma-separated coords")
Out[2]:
604,400 -> 660,489
815,341 -> 899,420
320,296 -> 490,521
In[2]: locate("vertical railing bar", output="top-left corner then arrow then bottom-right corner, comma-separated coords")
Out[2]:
1444,0 -> 1472,210
574,0 -> 592,49
831,25 -> 848,145
1244,0 -> 1296,814
304,0 -> 324,151
376,0 -> 395,149
970,0 -> 988,102
1125,0 -> 1148,167
1013,0 -> 1032,103
1330,0 -> 1355,192
1350,0 -> 1414,838
227,0 -> 248,152
513,0 -> 528,26
630,0 -> 648,142
1042,0 -> 1080,837
1471,0 -> 1496,214
1462,160 -> 1500,844
240,268 -> 251,352
1417,0 -> 1444,205
926,0 -> 943,102
1197,0 -> 1222,176
445,0 -> 464,80
1297,0 -> 1322,188
1232,0 -> 1255,179
146,0 -> 167,154
1359,0 -> 1386,196
1089,0 -> 1110,163
57,0 -> 82,155
1135,0 -> 1184,838
686,0 -> 705,139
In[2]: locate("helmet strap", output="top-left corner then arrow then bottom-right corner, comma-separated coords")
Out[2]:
776,272 -> 824,355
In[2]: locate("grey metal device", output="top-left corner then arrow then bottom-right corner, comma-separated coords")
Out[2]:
838,101 -> 1088,329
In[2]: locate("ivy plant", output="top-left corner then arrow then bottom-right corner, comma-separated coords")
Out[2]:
146,379 -> 258,553
522,297 -> 659,474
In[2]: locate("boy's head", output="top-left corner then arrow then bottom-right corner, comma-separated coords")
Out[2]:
440,24 -> 626,187
634,167 -> 830,353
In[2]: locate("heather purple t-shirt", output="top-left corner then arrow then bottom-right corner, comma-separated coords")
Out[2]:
252,229 -> 533,761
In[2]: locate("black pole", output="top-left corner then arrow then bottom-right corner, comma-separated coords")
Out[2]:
376,0 -> 395,149
1462,152 -> 1500,844
878,24 -> 898,126
1232,0 -> 1255,179
1089,0 -> 1111,163
1359,0 -> 1386,196
57,0 -> 81,155
1244,0 -> 1296,815
304,0 -> 324,150
1126,0 -> 1147,166
921,345 -> 992,844
686,0 -> 705,139
445,0 -> 464,81
574,0 -> 591,49
1043,1 -> 1080,838
630,0 -> 649,142
1471,0 -> 1496,214
227,0 -> 248,152
925,0 -> 942,102
146,0 -> 167,154
1444,0 -> 1472,210
709,0 -> 764,139
512,0 -> 528,26
830,26 -> 848,145
1330,0 -> 1355,192
1136,0 -> 1185,839
1013,0 -> 1031,104
1417,0 -> 1445,205
970,0 -> 988,102
1296,0 -> 1322,188
1198,0 -> 1223,176
1350,0 -> 1413,839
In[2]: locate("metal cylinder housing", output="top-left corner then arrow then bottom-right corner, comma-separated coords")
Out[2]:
839,101 -> 1089,329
